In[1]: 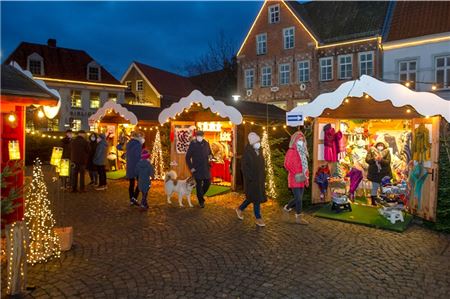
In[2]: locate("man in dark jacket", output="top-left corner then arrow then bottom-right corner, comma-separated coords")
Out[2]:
94,133 -> 108,190
185,131 -> 212,208
71,130 -> 90,192
236,132 -> 267,227
126,131 -> 144,206
60,129 -> 73,189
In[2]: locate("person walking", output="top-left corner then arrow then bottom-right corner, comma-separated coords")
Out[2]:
366,141 -> 392,205
94,133 -> 108,191
87,132 -> 98,186
283,131 -> 309,225
185,131 -> 212,208
235,132 -> 267,227
60,129 -> 73,189
70,130 -> 90,192
135,149 -> 155,210
126,131 -> 144,206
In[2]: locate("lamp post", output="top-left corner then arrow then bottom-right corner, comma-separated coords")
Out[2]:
232,94 -> 240,102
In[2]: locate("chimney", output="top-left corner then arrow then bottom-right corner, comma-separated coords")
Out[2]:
47,39 -> 57,47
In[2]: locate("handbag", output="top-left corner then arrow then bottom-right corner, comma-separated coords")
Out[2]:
295,173 -> 307,183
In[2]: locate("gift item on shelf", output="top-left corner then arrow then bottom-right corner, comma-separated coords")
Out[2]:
412,124 -> 431,162
314,165 -> 331,200
346,167 -> 363,202
323,124 -> 337,162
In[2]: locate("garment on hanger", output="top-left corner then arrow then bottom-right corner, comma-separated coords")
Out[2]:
346,167 -> 363,198
412,124 -> 431,162
323,124 -> 337,162
335,131 -> 346,160
384,134 -> 398,155
409,162 -> 428,209
400,131 -> 412,163
314,165 -> 331,195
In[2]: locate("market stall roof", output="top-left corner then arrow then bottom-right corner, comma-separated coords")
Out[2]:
89,100 -> 138,125
287,75 -> 450,123
158,90 -> 243,125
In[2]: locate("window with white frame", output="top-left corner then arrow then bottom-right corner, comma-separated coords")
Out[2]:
71,90 -> 82,108
136,80 -> 144,91
72,119 -> 82,131
90,92 -> 100,109
435,55 -> 450,89
339,55 -> 353,79
268,4 -> 280,24
399,60 -> 417,89
87,62 -> 100,81
359,52 -> 374,76
320,57 -> 333,81
268,101 -> 287,111
245,69 -> 254,89
125,81 -> 132,91
279,64 -> 291,85
261,66 -> 272,87
297,60 -> 310,83
256,33 -> 267,55
283,27 -> 295,49
27,53 -> 44,75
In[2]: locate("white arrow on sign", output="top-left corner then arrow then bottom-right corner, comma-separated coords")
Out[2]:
286,111 -> 304,126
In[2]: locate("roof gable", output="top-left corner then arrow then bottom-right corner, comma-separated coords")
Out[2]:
3,41 -> 120,85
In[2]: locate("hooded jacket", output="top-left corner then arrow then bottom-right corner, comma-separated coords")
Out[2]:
93,134 -> 108,166
324,124 -> 337,162
284,131 -> 309,188
126,137 -> 143,179
135,159 -> 155,193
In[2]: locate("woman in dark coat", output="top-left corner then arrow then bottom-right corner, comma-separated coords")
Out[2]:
87,133 -> 98,186
235,132 -> 267,227
366,141 -> 392,205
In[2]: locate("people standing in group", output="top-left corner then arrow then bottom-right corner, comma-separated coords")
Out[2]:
236,132 -> 267,227
94,133 -> 108,191
283,131 -> 309,225
70,130 -> 90,193
60,129 -> 73,189
125,131 -> 145,206
87,132 -> 98,186
366,141 -> 392,205
186,130 -> 212,208
135,149 -> 155,210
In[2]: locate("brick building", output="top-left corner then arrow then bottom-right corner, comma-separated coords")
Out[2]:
237,0 -> 390,110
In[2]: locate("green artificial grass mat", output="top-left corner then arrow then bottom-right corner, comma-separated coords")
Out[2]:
106,169 -> 126,180
354,196 -> 370,205
314,203 -> 413,232
192,184 -> 231,197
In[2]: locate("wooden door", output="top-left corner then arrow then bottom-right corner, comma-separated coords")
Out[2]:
410,116 -> 440,221
170,121 -> 196,179
312,118 -> 340,204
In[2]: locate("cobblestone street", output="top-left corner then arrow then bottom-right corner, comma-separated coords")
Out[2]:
3,177 -> 450,299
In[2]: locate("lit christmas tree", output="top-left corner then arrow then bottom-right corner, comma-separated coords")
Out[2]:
261,129 -> 277,199
25,158 -> 60,264
150,128 -> 165,179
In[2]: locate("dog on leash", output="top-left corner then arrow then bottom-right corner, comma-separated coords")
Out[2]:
164,170 -> 196,208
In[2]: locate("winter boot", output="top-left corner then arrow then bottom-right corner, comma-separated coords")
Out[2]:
371,196 -> 378,206
295,214 -> 309,225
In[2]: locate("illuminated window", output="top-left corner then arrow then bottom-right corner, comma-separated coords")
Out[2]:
125,81 -> 132,91
320,57 -> 333,81
339,55 -> 353,79
268,4 -> 280,24
261,66 -> 272,87
283,27 -> 295,49
256,33 -> 267,55
279,64 -> 290,85
108,93 -> 117,102
359,51 -> 374,76
136,80 -> 144,91
399,60 -> 417,89
298,60 -> 310,83
245,69 -> 254,89
71,119 -> 82,131
435,55 -> 450,89
90,92 -> 100,109
88,66 -> 100,81
71,90 -> 82,108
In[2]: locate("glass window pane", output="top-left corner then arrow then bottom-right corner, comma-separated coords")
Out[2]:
400,62 -> 407,71
409,61 -> 416,70
437,57 -> 445,67
409,73 -> 416,82
446,57 -> 450,66
436,70 -> 444,86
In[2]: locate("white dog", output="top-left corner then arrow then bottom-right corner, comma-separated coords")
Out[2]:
164,170 -> 196,208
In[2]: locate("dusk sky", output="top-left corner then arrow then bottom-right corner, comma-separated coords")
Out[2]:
1,1 -> 262,79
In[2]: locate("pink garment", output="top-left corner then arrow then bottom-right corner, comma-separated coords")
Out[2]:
335,131 -> 346,153
284,133 -> 308,188
324,125 -> 337,162
346,167 -> 363,195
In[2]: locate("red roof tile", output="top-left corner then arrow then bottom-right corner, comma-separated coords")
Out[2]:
386,1 -> 450,42
4,41 -> 120,85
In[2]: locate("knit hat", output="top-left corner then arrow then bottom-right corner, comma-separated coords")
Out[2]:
196,130 -> 205,136
248,132 -> 260,145
141,149 -> 150,160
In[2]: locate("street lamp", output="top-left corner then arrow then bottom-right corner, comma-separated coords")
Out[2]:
232,94 -> 240,102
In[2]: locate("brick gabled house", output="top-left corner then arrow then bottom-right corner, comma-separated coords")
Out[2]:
4,39 -> 126,131
237,0 -> 390,110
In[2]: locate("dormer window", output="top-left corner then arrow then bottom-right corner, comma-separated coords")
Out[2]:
269,4 -> 280,24
27,53 -> 44,76
87,61 -> 101,81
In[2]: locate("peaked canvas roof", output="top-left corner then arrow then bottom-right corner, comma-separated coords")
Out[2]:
287,75 -> 450,123
89,100 -> 138,125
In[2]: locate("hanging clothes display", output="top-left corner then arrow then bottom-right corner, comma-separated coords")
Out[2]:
314,165 -> 331,199
412,124 -> 431,162
400,131 -> 412,163
335,131 -> 346,160
409,162 -> 428,209
346,167 -> 363,201
323,124 -> 337,162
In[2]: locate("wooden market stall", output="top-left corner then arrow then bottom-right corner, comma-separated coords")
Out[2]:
287,75 -> 450,222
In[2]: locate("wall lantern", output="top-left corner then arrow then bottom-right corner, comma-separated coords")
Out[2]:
59,159 -> 70,177
50,147 -> 63,166
8,140 -> 21,160
37,110 -> 45,119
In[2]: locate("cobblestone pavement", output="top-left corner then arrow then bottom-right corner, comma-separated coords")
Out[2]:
2,175 -> 450,299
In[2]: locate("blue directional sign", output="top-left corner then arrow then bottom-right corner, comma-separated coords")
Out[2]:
286,111 -> 304,126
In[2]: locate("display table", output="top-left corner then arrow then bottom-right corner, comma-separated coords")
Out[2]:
210,159 -> 231,181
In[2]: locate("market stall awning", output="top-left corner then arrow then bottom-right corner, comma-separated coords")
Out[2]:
287,75 -> 450,124
89,100 -> 138,126
158,89 -> 243,125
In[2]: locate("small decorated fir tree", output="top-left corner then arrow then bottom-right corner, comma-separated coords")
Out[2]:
25,158 -> 60,264
262,130 -> 277,199
151,128 -> 166,179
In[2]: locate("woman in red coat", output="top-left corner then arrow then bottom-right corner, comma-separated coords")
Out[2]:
284,131 -> 309,225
